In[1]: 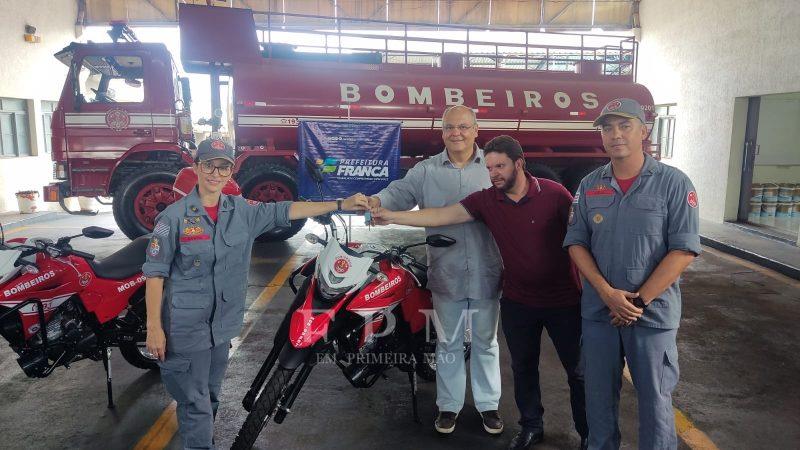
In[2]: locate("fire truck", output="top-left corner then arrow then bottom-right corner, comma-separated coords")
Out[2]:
43,4 -> 655,241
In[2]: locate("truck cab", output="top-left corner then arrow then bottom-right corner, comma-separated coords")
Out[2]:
45,35 -> 194,237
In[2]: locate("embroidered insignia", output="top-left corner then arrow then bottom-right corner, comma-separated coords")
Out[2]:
246,199 -> 260,206
606,100 -> 622,111
183,226 -> 203,236
687,191 -> 698,208
183,217 -> 200,225
593,213 -> 604,224
190,206 -> 199,213
153,221 -> 170,237
587,184 -> 615,197
148,237 -> 161,257
180,234 -> 211,243
211,139 -> 226,150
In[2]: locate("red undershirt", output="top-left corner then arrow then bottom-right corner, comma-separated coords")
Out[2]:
616,175 -> 638,194
204,204 -> 219,223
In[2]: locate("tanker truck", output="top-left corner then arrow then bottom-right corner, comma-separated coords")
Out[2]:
43,3 -> 656,241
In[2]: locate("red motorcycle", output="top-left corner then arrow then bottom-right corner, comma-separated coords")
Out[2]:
232,201 -> 458,448
0,225 -> 156,407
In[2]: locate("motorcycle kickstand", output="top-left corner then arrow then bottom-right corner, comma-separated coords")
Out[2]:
407,371 -> 420,424
102,346 -> 115,409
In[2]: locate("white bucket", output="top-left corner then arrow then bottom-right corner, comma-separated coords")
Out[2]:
762,183 -> 779,203
778,184 -> 794,202
761,201 -> 777,217
750,183 -> 764,202
15,191 -> 39,214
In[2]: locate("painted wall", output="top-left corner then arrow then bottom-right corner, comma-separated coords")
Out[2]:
636,0 -> 800,222
0,0 -> 77,213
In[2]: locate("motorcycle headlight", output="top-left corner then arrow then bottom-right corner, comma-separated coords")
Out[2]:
317,269 -> 354,300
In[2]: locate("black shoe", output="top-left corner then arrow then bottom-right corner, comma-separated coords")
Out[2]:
481,410 -> 504,435
435,411 -> 458,434
508,429 -> 543,450
579,436 -> 588,450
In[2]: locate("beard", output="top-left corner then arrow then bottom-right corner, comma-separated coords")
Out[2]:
493,170 -> 519,192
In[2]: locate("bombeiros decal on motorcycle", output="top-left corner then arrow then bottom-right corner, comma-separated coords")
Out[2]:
364,275 -> 402,301
3,270 -> 56,297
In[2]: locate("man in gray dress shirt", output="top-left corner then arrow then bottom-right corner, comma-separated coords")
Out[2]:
368,105 -> 504,435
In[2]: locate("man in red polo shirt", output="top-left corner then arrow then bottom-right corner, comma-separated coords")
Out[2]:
371,135 -> 587,450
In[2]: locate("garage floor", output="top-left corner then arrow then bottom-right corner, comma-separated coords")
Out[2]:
0,213 -> 798,450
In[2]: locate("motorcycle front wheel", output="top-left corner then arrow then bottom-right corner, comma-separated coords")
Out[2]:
232,366 -> 296,450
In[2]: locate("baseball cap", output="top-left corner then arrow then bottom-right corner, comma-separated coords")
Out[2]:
592,98 -> 647,127
195,138 -> 235,164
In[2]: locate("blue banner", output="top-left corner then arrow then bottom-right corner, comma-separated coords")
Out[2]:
298,120 -> 401,201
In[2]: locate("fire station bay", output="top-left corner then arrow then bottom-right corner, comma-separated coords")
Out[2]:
0,1 -> 798,450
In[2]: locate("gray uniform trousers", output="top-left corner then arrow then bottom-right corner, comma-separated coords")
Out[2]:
582,319 -> 679,450
159,342 -> 231,450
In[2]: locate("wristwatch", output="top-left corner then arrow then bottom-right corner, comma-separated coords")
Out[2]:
336,198 -> 343,211
632,297 -> 649,309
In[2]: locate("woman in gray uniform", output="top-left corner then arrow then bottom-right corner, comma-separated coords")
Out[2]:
143,137 -> 368,449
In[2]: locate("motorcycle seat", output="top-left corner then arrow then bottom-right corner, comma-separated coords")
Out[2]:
88,235 -> 150,280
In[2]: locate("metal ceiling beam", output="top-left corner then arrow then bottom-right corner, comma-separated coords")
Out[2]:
455,0 -> 486,24
143,0 -> 170,19
545,0 -> 575,25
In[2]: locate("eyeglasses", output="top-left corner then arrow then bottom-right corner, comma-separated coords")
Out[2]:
443,123 -> 476,133
199,161 -> 233,176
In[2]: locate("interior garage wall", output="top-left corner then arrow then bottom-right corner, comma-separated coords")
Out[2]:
636,0 -> 800,222
0,0 -> 77,213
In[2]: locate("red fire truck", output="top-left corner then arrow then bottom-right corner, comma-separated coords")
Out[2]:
43,4 -> 655,241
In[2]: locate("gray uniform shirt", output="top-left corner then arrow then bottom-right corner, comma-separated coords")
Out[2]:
143,188 -> 292,352
563,154 -> 701,329
375,147 -> 502,301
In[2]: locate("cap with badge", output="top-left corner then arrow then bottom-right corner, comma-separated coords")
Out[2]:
592,98 -> 647,127
195,138 -> 235,164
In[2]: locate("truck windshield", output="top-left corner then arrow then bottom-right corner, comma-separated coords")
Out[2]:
77,55 -> 144,103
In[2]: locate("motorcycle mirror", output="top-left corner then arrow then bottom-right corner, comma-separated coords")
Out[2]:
83,226 -> 114,239
303,156 -> 324,184
305,233 -> 320,244
426,234 -> 456,248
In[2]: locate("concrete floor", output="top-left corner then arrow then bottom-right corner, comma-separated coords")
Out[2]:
0,212 -> 798,450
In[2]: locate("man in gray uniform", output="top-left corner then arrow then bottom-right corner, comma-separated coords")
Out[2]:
368,105 -> 504,435
563,98 -> 700,450
143,138 -> 368,449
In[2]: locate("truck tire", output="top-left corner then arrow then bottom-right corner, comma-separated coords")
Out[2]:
562,164 -> 599,195
113,166 -> 179,240
236,163 -> 306,242
526,163 -> 561,184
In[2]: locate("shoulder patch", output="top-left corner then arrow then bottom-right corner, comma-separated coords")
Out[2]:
687,191 -> 698,208
246,199 -> 260,206
153,221 -> 170,237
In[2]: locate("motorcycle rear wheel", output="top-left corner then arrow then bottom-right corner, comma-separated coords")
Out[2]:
118,299 -> 158,370
232,366 -> 296,450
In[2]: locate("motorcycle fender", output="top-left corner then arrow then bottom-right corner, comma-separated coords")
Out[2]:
278,342 -> 314,370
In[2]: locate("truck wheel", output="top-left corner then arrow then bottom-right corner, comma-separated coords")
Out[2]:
562,165 -> 600,194
236,163 -> 306,242
114,166 -> 179,239
526,163 -> 562,184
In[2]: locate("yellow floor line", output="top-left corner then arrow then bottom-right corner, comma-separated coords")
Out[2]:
1,226 -> 28,236
132,246 -> 307,450
622,366 -> 719,450
702,245 -> 800,289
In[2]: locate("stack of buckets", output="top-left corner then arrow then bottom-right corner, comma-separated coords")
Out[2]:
749,183 -> 800,230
